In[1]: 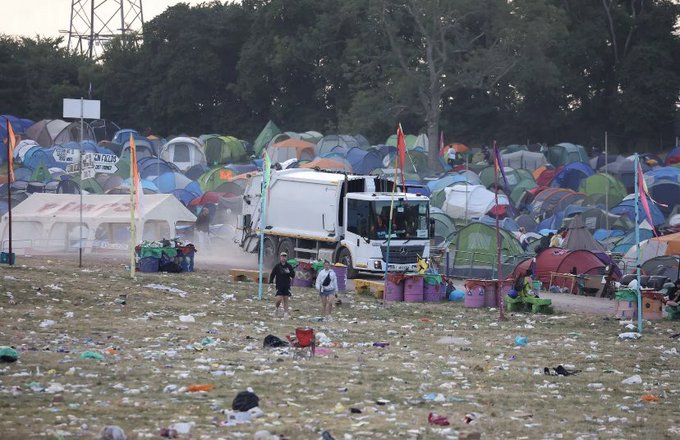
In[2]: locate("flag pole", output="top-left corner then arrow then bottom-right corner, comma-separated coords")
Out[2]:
257,153 -> 271,301
493,141 -> 505,320
634,153 -> 642,334
4,118 -> 13,264
384,125 -> 403,286
257,177 -> 267,301
129,134 -> 136,279
79,98 -> 84,268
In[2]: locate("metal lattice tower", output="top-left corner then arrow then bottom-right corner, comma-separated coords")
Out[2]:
67,0 -> 144,58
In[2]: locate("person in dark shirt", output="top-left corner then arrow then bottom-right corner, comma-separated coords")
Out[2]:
194,207 -> 210,249
269,251 -> 295,318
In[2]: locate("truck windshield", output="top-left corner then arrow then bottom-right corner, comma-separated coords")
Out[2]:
370,200 -> 428,240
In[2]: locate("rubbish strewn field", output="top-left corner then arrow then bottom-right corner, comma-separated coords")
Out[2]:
1,256 -> 679,439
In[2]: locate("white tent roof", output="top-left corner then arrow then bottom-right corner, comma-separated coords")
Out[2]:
443,184 -> 509,220
1,193 -> 195,224
501,150 -> 547,171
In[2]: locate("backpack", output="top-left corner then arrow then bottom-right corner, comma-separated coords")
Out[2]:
263,334 -> 289,348
232,390 -> 259,411
322,272 -> 332,287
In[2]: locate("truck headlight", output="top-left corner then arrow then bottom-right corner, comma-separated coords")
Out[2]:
373,261 -> 382,269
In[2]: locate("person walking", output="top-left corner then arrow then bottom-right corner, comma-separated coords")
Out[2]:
315,260 -> 338,320
195,207 -> 210,250
269,252 -> 295,318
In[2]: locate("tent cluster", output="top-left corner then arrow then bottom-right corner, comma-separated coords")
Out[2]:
2,115 -> 680,283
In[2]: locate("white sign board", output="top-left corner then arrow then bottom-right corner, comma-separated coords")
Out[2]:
53,148 -> 79,163
56,149 -> 119,174
81,153 -> 95,179
63,98 -> 101,120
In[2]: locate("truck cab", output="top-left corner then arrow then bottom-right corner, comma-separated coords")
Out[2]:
340,192 -> 430,276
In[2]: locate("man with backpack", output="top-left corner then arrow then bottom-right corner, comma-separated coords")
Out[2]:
315,260 -> 338,321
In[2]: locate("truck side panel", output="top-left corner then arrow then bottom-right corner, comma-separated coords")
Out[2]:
265,179 -> 341,241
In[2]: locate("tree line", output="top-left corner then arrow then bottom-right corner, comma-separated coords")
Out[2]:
1,0 -> 679,163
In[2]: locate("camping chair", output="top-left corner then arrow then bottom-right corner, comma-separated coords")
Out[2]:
286,327 -> 316,359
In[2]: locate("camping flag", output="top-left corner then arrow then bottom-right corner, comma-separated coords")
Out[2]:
6,120 -> 16,182
257,151 -> 272,300
637,161 -> 660,236
129,134 -> 144,216
396,124 -> 406,191
492,141 -> 509,192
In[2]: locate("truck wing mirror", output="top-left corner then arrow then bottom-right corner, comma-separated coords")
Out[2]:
429,218 -> 435,238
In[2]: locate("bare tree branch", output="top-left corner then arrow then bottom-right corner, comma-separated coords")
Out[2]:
602,0 -> 620,65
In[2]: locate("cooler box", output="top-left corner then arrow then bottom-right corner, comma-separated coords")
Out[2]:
0,252 -> 15,265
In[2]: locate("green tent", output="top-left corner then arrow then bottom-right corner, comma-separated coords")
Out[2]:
71,175 -> 104,194
546,143 -> 588,167
113,152 -> 131,179
201,135 -> 247,166
579,173 -> 627,208
479,166 -> 522,189
198,165 -> 243,192
510,179 -> 538,206
31,161 -> 51,183
385,133 -> 418,149
252,120 -> 281,155
431,211 -> 457,249
450,222 -> 524,278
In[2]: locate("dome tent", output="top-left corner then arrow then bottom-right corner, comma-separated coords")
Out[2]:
159,137 -> 206,172
200,135 -> 248,166
450,222 -> 524,279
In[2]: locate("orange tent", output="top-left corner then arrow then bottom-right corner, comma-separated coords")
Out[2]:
301,158 -> 352,172
442,143 -> 469,155
269,139 -> 316,162
653,232 -> 680,255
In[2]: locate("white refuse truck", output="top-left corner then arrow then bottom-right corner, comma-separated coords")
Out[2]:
236,168 -> 431,278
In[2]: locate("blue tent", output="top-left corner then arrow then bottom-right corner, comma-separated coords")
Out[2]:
346,147 -> 383,174
112,129 -> 140,145
138,157 -> 180,179
648,180 -> 680,215
644,166 -> 680,185
0,115 -> 34,163
479,216 -> 519,232
537,211 -> 566,231
172,189 -> 196,206
612,228 -> 654,254
592,229 -> 625,241
153,171 -> 203,197
22,147 -> 59,170
550,162 -> 594,191
611,196 -> 665,226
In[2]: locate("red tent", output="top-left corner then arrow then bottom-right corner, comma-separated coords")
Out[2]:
512,248 -> 608,293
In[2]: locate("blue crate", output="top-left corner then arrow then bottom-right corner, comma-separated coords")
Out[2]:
0,252 -> 15,265
137,257 -> 159,273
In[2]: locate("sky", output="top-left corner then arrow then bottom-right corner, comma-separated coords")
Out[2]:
0,0 -> 207,39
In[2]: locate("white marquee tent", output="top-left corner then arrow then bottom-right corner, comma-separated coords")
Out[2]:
0,193 -> 196,254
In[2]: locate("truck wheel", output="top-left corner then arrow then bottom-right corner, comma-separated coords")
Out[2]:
263,237 -> 277,269
278,238 -> 294,260
337,247 -> 358,279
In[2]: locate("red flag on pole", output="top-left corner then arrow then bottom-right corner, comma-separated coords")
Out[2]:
396,124 -> 406,191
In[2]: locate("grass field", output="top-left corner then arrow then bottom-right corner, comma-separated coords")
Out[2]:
0,256 -> 678,439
